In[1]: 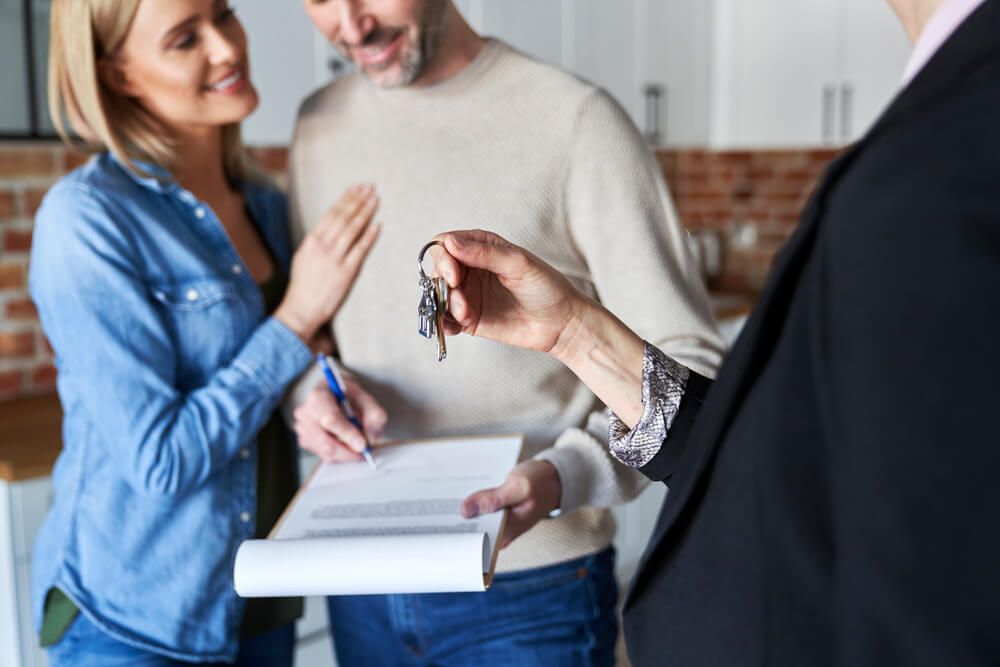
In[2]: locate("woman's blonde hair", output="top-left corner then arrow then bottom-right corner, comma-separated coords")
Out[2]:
48,0 -> 251,183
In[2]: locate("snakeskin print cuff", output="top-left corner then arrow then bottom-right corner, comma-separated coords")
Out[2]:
609,341 -> 690,468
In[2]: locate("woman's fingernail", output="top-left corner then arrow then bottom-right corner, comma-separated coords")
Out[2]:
451,235 -> 465,250
464,502 -> 479,518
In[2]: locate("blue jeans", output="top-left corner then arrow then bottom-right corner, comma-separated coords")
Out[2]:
327,546 -> 618,667
46,613 -> 294,667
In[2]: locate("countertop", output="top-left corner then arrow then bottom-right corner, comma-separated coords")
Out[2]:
0,394 -> 63,482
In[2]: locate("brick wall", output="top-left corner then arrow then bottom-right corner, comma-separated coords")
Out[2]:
657,149 -> 839,293
0,142 -> 837,400
0,142 -> 287,399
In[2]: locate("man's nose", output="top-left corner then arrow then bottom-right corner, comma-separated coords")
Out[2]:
337,0 -> 376,46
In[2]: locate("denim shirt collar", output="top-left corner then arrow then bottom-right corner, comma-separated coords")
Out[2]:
109,153 -> 178,195
108,152 -> 258,205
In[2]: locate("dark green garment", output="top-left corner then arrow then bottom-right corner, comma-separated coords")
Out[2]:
239,265 -> 303,639
41,265 -> 302,647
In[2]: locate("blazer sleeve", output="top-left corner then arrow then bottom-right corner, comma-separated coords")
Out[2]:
636,370 -> 713,483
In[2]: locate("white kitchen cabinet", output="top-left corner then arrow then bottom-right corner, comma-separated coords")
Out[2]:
840,0 -> 912,140
712,0 -> 911,148
236,0 -> 319,146
638,0 -> 714,146
569,0 -> 641,125
0,458 -> 337,667
712,0 -> 840,148
1,478 -> 51,667
454,0 -> 645,128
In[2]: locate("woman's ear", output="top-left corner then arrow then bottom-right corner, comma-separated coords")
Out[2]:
97,57 -> 139,97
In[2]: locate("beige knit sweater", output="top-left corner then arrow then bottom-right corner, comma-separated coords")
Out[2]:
287,40 -> 724,572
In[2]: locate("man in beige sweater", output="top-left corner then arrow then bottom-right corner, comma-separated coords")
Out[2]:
289,1 -> 725,664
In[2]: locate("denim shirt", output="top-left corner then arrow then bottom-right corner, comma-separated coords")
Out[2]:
28,153 -> 312,661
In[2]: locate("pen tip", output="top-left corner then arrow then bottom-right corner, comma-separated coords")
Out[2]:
363,450 -> 378,471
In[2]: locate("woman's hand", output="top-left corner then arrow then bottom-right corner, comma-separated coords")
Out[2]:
275,185 -> 380,344
429,230 -> 591,360
433,229 -> 647,427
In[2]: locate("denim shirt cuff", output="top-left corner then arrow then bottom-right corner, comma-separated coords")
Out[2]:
232,317 -> 313,395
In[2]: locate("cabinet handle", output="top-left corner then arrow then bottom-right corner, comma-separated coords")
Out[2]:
822,85 -> 836,144
840,83 -> 854,141
643,83 -> 665,145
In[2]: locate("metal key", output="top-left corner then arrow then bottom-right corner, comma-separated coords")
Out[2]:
417,277 -> 438,340
417,241 -> 448,362
433,278 -> 448,361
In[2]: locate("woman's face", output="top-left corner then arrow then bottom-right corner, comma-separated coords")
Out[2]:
108,0 -> 258,138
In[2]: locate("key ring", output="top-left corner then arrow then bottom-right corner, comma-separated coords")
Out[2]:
417,240 -> 449,310
417,240 -> 443,282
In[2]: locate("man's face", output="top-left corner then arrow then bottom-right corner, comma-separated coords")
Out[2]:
303,0 -> 448,88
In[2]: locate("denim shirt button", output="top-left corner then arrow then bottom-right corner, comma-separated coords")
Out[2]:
231,264 -> 243,275
239,511 -> 251,523
194,207 -> 206,219
239,448 -> 251,459
185,288 -> 199,301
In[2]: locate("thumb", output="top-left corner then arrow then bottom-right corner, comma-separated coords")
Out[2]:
461,486 -> 507,519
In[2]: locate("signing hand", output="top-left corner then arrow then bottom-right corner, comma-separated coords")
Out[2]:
293,377 -> 388,463
461,460 -> 562,549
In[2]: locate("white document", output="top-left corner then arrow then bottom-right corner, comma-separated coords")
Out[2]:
234,434 -> 522,597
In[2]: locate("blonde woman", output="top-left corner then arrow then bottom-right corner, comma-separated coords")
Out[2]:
29,0 -> 381,664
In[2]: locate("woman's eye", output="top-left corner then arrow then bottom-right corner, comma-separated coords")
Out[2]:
216,7 -> 236,23
174,33 -> 198,50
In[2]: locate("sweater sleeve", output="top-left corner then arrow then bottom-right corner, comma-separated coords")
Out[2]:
533,89 -> 726,512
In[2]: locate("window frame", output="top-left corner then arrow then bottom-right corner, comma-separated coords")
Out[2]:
0,0 -> 54,140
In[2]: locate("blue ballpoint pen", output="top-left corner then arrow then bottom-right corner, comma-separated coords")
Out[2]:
316,354 -> 378,470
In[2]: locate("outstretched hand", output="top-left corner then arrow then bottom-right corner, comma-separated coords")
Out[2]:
429,230 -> 591,360
431,228 -> 647,427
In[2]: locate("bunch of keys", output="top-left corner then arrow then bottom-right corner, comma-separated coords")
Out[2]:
416,241 -> 448,362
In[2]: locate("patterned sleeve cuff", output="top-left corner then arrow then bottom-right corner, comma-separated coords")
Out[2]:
609,341 -> 691,468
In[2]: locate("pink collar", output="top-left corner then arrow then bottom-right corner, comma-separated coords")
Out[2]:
902,0 -> 987,86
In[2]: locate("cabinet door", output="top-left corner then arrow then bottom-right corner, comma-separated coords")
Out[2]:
570,0 -> 640,125
639,0 -> 713,146
840,0 -> 911,142
712,0 -> 840,148
477,0 -> 565,69
236,0 -> 318,145
11,477 -> 53,561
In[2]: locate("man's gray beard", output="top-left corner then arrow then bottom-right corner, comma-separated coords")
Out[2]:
385,0 -> 448,88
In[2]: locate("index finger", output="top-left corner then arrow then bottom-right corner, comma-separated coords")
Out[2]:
426,241 -> 464,289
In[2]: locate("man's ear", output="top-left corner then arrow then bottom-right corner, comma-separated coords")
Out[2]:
97,58 -> 140,97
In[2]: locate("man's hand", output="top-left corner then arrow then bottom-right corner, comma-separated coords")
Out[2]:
460,460 -> 562,549
293,379 -> 387,462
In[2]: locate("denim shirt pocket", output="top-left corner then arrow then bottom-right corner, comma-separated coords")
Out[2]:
149,278 -> 258,388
